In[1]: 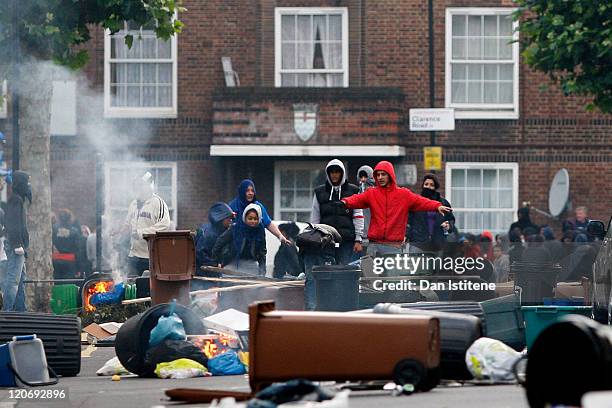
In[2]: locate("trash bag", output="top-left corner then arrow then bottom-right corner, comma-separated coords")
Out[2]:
149,302 -> 187,348
91,282 -> 125,306
144,339 -> 208,372
154,358 -> 211,379
465,337 -> 521,383
208,350 -> 246,376
96,356 -> 132,376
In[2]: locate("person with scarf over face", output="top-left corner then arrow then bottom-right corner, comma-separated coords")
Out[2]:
195,202 -> 235,271
406,173 -> 455,254
509,207 -> 539,237
229,180 -> 290,246
337,161 -> 452,257
3,171 -> 32,311
124,172 -> 171,277
311,159 -> 364,265
213,203 -> 267,276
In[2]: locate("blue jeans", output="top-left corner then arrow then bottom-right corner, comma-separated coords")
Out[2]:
3,248 -> 26,311
303,251 -> 335,311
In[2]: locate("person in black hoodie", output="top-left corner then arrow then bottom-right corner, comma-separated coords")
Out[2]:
195,202 -> 235,271
2,171 -> 31,311
273,222 -> 303,279
509,207 -> 539,236
407,174 -> 455,253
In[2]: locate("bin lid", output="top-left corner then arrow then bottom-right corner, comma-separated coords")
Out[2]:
312,268 -> 360,280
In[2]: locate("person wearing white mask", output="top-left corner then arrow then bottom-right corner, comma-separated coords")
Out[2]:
124,172 -> 171,277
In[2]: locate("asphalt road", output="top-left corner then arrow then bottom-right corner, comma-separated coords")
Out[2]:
0,346 -> 529,408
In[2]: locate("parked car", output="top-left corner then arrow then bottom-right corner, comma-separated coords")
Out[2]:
591,218 -> 612,323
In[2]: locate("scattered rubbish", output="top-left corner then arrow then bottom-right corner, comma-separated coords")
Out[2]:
210,398 -> 246,408
111,375 -> 121,381
149,302 -> 187,348
248,379 -> 335,407
187,334 -> 239,359
166,388 -> 252,404
465,337 -> 521,383
96,356 -> 131,376
208,350 -> 246,376
90,282 -> 126,307
154,358 -> 211,379
84,322 -> 122,346
203,308 -> 249,338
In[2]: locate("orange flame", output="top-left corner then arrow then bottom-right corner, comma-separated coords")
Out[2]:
84,281 -> 114,312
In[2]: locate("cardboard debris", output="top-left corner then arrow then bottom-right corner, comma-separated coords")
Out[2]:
202,308 -> 248,338
83,322 -> 122,345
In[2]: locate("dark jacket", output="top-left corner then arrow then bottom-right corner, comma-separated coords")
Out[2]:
273,242 -> 303,279
212,224 -> 267,273
407,191 -> 454,252
6,171 -> 30,250
195,202 -> 234,271
314,182 -> 360,242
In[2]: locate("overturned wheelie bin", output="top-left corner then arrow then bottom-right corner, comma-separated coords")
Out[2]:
249,301 -> 441,392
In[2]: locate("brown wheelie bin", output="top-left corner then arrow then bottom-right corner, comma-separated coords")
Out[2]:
249,301 -> 441,392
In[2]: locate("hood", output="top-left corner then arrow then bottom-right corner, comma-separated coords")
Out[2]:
208,202 -> 234,224
11,170 -> 30,200
325,159 -> 346,187
237,179 -> 256,204
357,165 -> 375,188
373,161 -> 397,188
242,203 -> 263,225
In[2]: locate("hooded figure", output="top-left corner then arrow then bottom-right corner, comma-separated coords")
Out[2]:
195,202 -> 235,270
124,172 -> 171,277
509,207 -> 539,236
341,161 -> 449,246
406,173 -> 455,252
357,165 -> 375,194
228,179 -> 289,246
213,203 -> 267,276
311,159 -> 363,264
3,170 -> 31,311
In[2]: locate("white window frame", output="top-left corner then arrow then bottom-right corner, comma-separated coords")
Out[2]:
445,162 -> 519,233
274,7 -> 349,88
104,161 -> 178,223
445,8 -> 520,119
274,161 -> 327,221
104,23 -> 178,118
0,80 -> 7,119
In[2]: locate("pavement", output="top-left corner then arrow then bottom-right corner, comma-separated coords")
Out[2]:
0,346 -> 529,408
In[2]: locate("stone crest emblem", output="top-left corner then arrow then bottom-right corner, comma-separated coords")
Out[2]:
293,103 -> 318,142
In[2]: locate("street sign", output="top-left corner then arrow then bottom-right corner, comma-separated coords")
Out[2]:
423,146 -> 442,171
409,108 -> 455,131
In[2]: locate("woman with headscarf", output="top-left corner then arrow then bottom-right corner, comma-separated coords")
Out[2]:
228,179 -> 290,246
213,203 -> 267,276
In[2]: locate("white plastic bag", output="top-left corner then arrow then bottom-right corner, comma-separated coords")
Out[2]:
96,356 -> 131,376
465,337 -> 521,383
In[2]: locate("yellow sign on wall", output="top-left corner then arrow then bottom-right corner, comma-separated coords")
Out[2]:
423,146 -> 442,171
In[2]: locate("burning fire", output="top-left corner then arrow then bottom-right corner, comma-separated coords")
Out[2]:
84,281 -> 114,312
189,334 -> 237,359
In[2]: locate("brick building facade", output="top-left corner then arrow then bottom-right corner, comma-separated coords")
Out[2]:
2,0 -> 611,236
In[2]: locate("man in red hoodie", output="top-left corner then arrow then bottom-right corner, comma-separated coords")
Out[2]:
338,161 -> 452,256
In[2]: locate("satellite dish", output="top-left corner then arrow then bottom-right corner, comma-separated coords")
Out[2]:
549,168 -> 570,218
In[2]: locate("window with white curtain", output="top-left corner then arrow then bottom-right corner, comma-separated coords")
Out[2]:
445,8 -> 519,119
104,21 -> 177,118
445,163 -> 518,234
275,8 -> 348,87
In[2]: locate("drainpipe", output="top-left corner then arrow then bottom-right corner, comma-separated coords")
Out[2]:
428,0 -> 436,149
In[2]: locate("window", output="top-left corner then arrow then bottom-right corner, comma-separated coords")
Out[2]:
104,21 -> 177,118
445,162 -> 518,234
104,162 -> 177,224
445,8 -> 519,119
274,161 -> 326,222
275,8 -> 348,87
0,80 -> 7,119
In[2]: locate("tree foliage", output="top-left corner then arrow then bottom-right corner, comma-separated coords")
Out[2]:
515,0 -> 612,113
0,0 -> 184,69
